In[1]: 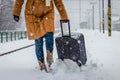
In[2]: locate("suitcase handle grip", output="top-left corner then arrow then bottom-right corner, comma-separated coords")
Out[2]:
60,20 -> 71,37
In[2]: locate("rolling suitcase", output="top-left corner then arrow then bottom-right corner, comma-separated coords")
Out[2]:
55,20 -> 87,66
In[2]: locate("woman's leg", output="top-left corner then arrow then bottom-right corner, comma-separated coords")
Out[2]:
35,37 -> 47,71
45,32 -> 54,53
35,37 -> 44,63
45,32 -> 54,67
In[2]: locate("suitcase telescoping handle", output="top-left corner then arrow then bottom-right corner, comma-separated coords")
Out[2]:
60,20 -> 71,37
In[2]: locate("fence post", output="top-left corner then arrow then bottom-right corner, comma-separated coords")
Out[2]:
14,32 -> 16,40
6,32 -> 8,42
18,32 -> 19,40
21,31 -> 22,39
10,32 -> 12,41
0,32 -> 1,43
1,32 -> 3,43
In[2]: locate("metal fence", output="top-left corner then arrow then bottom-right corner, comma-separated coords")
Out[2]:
0,31 -> 27,43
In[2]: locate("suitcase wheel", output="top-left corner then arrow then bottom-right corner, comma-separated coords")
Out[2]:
76,60 -> 82,67
61,58 -> 64,61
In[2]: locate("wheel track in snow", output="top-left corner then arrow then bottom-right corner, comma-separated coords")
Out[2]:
0,44 -> 35,56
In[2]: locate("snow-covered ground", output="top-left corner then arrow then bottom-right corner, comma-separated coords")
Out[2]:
0,39 -> 34,54
0,29 -> 120,80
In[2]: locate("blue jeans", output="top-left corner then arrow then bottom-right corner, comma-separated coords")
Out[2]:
35,32 -> 54,63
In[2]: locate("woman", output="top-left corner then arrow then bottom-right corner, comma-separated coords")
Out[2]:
13,0 -> 68,71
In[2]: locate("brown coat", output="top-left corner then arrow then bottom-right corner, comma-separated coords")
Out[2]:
13,0 -> 68,40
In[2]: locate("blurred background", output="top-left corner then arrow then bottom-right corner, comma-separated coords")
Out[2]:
0,0 -> 120,31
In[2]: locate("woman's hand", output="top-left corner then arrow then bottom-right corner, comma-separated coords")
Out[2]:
13,15 -> 19,22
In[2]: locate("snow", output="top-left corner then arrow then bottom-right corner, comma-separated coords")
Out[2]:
0,29 -> 120,80
0,39 -> 34,54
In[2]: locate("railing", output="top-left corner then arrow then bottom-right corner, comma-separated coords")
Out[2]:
0,44 -> 34,56
0,31 -> 27,43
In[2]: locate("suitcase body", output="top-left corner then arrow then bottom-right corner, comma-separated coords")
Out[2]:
55,20 -> 87,66
55,33 -> 87,66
